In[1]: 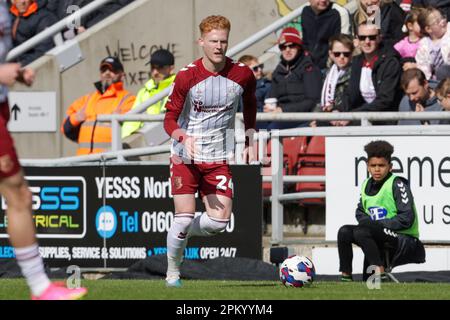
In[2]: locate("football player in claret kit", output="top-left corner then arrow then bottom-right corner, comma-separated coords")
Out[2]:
163,15 -> 257,287
0,1 -> 87,299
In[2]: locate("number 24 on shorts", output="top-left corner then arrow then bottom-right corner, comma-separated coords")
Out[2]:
216,175 -> 233,192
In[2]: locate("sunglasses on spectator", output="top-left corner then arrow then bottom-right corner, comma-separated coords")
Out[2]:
252,64 -> 264,72
357,34 -> 378,41
332,52 -> 352,58
279,43 -> 298,51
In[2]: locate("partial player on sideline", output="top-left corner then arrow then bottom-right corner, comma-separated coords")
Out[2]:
163,15 -> 257,287
0,1 -> 87,300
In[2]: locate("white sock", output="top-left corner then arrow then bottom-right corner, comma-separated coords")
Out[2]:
188,213 -> 230,237
166,213 -> 194,279
15,243 -> 51,297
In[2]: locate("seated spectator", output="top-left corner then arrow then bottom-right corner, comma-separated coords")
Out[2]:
9,0 -> 57,66
413,0 -> 450,21
262,27 -> 322,130
415,7 -> 450,81
311,33 -> 354,127
398,68 -> 442,125
121,49 -> 175,139
399,0 -> 412,12
344,23 -> 403,119
436,77 -> 450,123
45,1 -> 91,39
61,56 -> 135,155
45,0 -> 133,39
238,54 -> 271,113
394,8 -> 424,70
353,0 -> 406,47
301,0 -> 351,73
77,0 -> 133,28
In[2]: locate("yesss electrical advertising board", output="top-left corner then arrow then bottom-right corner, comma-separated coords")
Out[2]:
0,165 -> 262,268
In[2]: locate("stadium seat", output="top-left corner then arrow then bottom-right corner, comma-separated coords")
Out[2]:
261,137 -> 308,197
295,136 -> 326,206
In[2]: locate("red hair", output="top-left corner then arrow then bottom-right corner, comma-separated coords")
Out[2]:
199,15 -> 231,34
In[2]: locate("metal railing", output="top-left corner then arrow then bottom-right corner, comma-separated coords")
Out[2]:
22,111 -> 450,165
20,112 -> 450,246
6,0 -> 114,62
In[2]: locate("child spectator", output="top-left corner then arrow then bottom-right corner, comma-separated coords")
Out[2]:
394,8 -> 423,70
415,7 -> 450,81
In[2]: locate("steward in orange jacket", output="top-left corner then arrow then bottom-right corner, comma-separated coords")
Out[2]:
61,56 -> 135,155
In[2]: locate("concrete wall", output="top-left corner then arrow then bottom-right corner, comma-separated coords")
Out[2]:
11,0 -> 307,158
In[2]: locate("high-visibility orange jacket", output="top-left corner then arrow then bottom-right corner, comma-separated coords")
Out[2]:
61,81 -> 135,155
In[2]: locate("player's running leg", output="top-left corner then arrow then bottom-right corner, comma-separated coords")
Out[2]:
0,171 -> 87,299
166,194 -> 196,287
189,194 -> 232,237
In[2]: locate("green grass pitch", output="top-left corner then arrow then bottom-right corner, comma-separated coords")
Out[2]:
1,279 -> 450,300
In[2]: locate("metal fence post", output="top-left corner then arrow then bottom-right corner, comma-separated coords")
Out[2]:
271,133 -> 284,244
111,118 -> 125,162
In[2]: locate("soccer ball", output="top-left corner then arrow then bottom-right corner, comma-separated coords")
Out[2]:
279,255 -> 315,287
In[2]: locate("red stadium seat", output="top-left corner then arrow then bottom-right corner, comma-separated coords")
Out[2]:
261,137 -> 308,196
295,136 -> 326,206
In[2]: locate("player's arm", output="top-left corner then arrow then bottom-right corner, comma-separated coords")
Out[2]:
378,177 -> 416,231
163,72 -> 196,157
242,71 -> 257,163
355,197 -> 371,224
0,63 -> 21,86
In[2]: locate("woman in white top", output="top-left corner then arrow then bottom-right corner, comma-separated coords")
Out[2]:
415,7 -> 450,81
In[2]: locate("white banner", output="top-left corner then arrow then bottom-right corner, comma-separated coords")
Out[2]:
7,91 -> 56,132
326,136 -> 450,241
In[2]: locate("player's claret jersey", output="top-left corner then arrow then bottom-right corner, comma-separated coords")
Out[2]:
164,57 -> 256,162
0,0 -> 12,103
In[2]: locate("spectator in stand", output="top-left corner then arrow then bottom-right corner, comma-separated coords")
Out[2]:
238,54 -> 271,113
344,23 -> 403,123
399,0 -> 413,12
415,7 -> 450,81
398,68 -> 442,125
353,0 -> 406,48
45,1 -> 90,39
61,56 -> 135,155
45,0 -> 134,39
394,8 -> 424,70
262,27 -> 322,129
412,0 -> 450,21
311,33 -> 354,127
436,77 -> 450,123
121,49 -> 176,139
9,0 -> 57,66
78,0 -> 133,28
301,0 -> 351,73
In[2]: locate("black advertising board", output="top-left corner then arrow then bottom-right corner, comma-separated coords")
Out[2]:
0,165 -> 262,268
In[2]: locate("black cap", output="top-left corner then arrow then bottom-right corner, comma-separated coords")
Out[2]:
146,49 -> 174,67
100,56 -> 124,72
